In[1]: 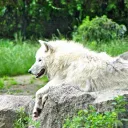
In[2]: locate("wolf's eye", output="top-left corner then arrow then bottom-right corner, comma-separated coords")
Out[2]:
39,59 -> 42,62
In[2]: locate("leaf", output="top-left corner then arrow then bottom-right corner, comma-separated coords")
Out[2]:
0,7 -> 6,16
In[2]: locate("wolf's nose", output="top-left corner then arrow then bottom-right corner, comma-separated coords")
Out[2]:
28,70 -> 32,74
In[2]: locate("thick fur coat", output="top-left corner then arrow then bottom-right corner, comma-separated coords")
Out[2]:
29,40 -> 128,118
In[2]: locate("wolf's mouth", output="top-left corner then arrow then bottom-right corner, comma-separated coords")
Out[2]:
36,68 -> 45,78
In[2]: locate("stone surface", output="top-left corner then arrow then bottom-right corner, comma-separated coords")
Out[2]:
120,52 -> 128,60
0,86 -> 128,128
37,84 -> 128,128
0,95 -> 33,128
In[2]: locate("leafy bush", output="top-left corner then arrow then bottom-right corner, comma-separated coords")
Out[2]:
14,108 -> 28,128
63,96 -> 128,128
73,15 -> 127,42
1,0 -> 128,39
14,107 -> 40,128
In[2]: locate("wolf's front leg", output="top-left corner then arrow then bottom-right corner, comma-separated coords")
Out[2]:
33,78 -> 63,118
33,93 -> 48,118
33,85 -> 49,118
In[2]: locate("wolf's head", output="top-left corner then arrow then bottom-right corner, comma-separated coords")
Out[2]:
28,40 -> 54,78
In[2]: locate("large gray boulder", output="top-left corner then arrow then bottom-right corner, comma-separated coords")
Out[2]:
0,87 -> 128,128
120,52 -> 128,60
37,84 -> 128,128
0,95 -> 34,128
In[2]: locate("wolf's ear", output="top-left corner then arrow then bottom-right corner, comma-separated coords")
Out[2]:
38,40 -> 54,52
38,40 -> 45,46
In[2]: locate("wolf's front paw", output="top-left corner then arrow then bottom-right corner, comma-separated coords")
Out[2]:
33,108 -> 42,118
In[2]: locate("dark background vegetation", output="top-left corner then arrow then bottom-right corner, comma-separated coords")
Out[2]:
0,0 -> 128,40
0,0 -> 128,77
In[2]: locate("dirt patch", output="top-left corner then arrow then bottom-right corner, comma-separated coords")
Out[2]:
0,75 -> 48,95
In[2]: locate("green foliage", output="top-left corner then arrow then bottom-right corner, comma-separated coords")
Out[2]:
0,76 -> 17,91
0,77 -> 18,90
0,0 -> 128,39
73,15 -> 127,42
0,39 -> 38,77
86,39 -> 128,56
14,108 -> 28,128
14,107 -> 40,128
0,78 -> 4,89
28,117 -> 41,128
63,96 -> 128,128
9,78 -> 18,85
40,76 -> 49,83
14,32 -> 24,44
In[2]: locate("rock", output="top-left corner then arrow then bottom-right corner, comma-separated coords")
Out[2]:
0,85 -> 128,128
37,84 -> 128,128
0,95 -> 34,128
120,52 -> 128,60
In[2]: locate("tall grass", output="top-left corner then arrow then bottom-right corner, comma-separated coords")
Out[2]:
0,39 -> 128,77
85,39 -> 128,56
0,39 -> 39,77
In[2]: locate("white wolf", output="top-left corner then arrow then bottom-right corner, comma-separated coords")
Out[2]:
28,40 -> 128,118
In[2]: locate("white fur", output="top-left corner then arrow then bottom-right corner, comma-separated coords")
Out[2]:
29,40 -> 128,118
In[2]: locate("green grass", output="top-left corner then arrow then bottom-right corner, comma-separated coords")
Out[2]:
40,76 -> 49,83
0,39 -> 39,77
29,76 -> 35,84
0,79 -> 4,89
0,77 -> 18,90
9,78 -> 18,85
0,38 -> 128,77
85,39 -> 128,56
